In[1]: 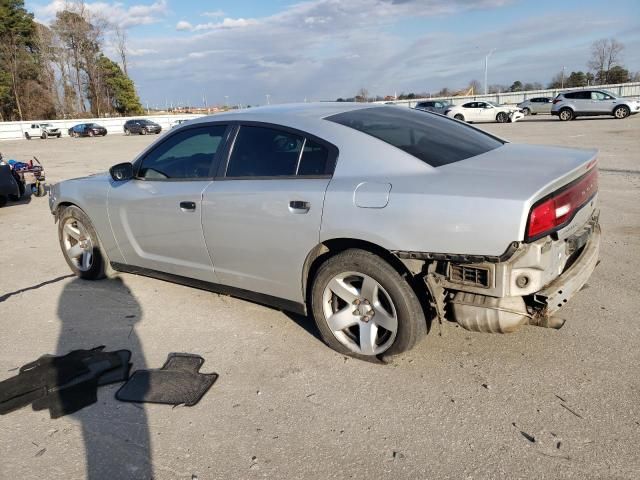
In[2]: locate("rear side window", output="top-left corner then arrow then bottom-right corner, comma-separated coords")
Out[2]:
226,126 -> 334,178
327,106 -> 503,168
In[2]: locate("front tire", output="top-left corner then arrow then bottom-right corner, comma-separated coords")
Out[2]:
58,206 -> 107,280
496,112 -> 508,123
310,249 -> 426,359
522,108 -> 531,116
613,105 -> 630,119
559,108 -> 574,121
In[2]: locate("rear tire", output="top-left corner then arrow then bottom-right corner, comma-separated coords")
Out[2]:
141,128 -> 147,135
58,206 -> 107,280
25,133 -> 31,140
8,181 -> 25,201
559,108 -> 574,121
613,105 -> 630,119
522,108 -> 531,116
454,114 -> 465,121
88,130 -> 94,137
310,249 -> 426,359
0,195 -> 7,207
124,128 -> 130,136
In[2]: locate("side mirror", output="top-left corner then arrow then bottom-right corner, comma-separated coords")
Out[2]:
110,162 -> 134,181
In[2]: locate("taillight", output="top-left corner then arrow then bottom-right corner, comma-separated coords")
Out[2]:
526,167 -> 598,241
553,98 -> 562,104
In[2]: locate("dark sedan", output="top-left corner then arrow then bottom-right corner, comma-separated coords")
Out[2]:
124,119 -> 162,135
69,123 -> 108,138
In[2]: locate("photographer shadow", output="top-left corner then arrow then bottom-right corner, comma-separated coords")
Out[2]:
56,277 -> 152,479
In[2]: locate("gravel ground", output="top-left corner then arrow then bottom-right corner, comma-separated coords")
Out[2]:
0,115 -> 639,480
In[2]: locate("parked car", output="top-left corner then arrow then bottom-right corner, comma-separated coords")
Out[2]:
517,97 -> 553,115
551,89 -> 640,121
25,123 -> 61,140
49,104 -> 600,359
414,100 -> 451,115
68,123 -> 108,138
123,119 -> 162,135
444,101 -> 523,123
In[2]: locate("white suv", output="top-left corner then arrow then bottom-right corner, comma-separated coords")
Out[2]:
25,123 -> 62,140
551,89 -> 640,121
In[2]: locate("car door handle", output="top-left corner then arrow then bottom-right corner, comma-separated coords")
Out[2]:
289,200 -> 310,213
180,201 -> 196,212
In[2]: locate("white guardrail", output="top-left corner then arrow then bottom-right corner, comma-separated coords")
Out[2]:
0,114 -> 205,141
378,81 -> 640,108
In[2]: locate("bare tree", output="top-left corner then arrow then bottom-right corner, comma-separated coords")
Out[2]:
588,38 -> 624,84
356,87 -> 369,102
113,26 -> 128,75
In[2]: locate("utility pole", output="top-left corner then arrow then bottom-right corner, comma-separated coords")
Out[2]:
561,66 -> 565,88
484,49 -> 496,95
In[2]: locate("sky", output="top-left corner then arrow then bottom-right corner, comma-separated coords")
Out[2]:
27,0 -> 640,107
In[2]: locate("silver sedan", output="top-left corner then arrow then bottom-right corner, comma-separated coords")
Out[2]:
49,104 -> 600,359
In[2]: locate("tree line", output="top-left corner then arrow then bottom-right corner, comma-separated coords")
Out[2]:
0,0 -> 143,121
340,38 -> 639,102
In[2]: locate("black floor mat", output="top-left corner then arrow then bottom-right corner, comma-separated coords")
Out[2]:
116,353 -> 217,406
0,347 -> 131,417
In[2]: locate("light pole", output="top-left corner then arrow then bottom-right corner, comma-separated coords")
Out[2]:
266,94 -> 271,105
484,49 -> 496,95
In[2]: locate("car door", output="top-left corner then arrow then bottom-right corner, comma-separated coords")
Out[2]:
201,123 -> 338,303
591,91 -> 615,114
476,102 -> 493,122
461,102 -> 478,121
107,124 -> 230,282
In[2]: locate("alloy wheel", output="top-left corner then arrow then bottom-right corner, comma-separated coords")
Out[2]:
61,217 -> 94,272
322,272 -> 398,355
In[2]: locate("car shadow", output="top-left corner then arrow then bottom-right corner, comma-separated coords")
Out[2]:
56,277 -> 152,479
283,311 -> 323,341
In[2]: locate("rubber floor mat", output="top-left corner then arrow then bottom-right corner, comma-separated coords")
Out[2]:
0,347 -> 131,417
116,353 -> 217,406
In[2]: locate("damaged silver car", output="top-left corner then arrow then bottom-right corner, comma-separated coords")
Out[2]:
49,104 -> 600,358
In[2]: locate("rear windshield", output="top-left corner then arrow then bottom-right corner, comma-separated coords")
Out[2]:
326,106 -> 503,167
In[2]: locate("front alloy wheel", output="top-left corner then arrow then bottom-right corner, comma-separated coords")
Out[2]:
613,105 -> 630,119
58,206 -> 106,280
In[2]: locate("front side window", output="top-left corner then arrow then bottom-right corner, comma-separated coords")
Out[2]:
462,102 -> 476,108
138,125 -> 227,180
327,106 -> 504,168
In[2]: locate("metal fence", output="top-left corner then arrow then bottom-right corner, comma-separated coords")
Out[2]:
0,114 -> 205,141
378,81 -> 640,108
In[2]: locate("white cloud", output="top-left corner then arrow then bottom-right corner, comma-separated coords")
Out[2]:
176,20 -> 193,31
176,17 -> 258,32
201,9 -> 225,18
32,0 -> 168,28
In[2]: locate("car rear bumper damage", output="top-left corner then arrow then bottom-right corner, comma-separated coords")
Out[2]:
413,212 -> 601,334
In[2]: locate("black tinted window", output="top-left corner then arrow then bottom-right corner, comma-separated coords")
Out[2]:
227,126 -> 303,177
298,139 -> 330,176
138,125 -> 227,180
327,106 -> 503,168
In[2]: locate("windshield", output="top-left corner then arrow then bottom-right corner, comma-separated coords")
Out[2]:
86,123 -> 98,127
41,123 -> 52,127
140,120 -> 155,125
327,106 -> 504,168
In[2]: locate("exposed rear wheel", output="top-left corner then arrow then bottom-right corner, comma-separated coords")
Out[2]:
559,108 -> 574,121
613,105 -> 630,119
454,114 -> 465,121
311,249 -> 426,359
58,206 -> 107,280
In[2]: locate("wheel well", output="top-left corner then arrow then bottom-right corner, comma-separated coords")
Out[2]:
302,238 -> 422,301
53,201 -> 75,221
613,104 -> 630,113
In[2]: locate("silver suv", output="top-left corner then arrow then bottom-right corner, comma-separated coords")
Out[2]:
551,89 -> 640,121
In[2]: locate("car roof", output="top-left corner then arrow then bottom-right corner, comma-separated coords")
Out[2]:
190,102 -> 380,126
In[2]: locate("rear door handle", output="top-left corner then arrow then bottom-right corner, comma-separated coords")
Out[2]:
180,201 -> 196,212
289,200 -> 310,213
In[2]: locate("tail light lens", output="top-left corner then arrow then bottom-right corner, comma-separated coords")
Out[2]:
553,98 -> 562,104
526,166 -> 598,241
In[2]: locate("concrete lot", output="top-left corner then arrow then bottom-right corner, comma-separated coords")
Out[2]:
0,115 -> 639,479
